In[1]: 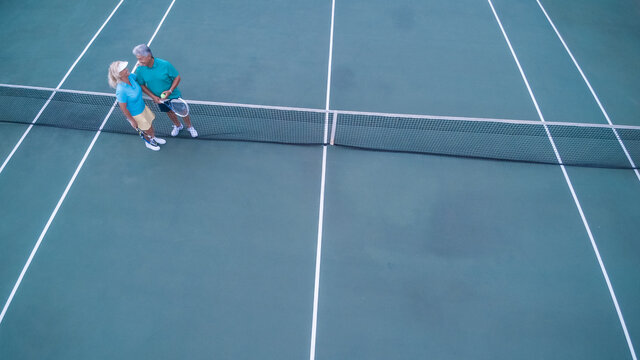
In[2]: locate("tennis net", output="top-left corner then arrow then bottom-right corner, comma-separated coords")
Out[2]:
1,83 -> 639,169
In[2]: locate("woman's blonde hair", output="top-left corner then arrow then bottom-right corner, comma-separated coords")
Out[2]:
108,61 -> 126,88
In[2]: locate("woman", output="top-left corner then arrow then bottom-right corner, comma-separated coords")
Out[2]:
108,61 -> 165,151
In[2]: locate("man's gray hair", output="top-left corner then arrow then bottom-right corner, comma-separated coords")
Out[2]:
132,44 -> 153,57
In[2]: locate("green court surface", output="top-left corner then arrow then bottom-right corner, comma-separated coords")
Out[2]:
1,0 -> 639,359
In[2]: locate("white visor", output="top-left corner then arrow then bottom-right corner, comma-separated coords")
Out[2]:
117,61 -> 128,72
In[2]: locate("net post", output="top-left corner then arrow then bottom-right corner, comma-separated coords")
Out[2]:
323,111 -> 329,145
330,111 -> 338,145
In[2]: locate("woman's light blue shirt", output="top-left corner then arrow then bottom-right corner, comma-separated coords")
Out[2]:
116,74 -> 145,116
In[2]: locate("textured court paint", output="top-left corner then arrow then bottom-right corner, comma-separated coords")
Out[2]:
492,0 -> 640,352
0,127 -> 96,302
0,124 -> 31,161
0,0 -> 175,346
316,0 -> 639,358
61,1 -> 179,94
0,0 -> 117,87
0,0 -> 175,303
539,0 -> 640,350
0,0 -> 124,177
1,0 -> 639,358
316,148 -> 632,360
536,0 -> 640,128
536,2 -> 640,182
329,0 -> 538,119
565,166 -> 640,353
489,0 -> 607,125
0,136 -> 320,360
123,0 -> 332,109
0,105 -> 116,326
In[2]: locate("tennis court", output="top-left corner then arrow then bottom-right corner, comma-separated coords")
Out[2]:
1,0 -> 639,359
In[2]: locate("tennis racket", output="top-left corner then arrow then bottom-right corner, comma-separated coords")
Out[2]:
163,98 -> 189,117
136,127 -> 158,146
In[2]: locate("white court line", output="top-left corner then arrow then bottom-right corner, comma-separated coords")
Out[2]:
536,1 -> 639,356
147,0 -> 176,47
0,0 -> 178,327
0,106 -> 115,326
310,145 -> 328,360
487,2 -> 637,359
535,0 -> 640,182
323,1 -> 336,114
0,0 -> 124,176
310,0 -> 336,359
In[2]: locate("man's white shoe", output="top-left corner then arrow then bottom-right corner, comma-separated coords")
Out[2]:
145,142 -> 160,151
171,124 -> 184,136
153,137 -> 166,145
187,127 -> 198,138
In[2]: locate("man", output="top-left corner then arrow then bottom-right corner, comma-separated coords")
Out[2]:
132,44 -> 198,137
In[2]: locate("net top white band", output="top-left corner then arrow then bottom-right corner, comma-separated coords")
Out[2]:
2,82 -> 640,131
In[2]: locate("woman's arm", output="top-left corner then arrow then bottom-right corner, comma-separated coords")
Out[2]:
118,102 -> 138,129
140,84 -> 162,104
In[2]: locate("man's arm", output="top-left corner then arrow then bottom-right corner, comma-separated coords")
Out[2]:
140,84 -> 162,104
161,75 -> 181,99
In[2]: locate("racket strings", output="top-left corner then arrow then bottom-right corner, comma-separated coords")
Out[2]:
166,98 -> 189,117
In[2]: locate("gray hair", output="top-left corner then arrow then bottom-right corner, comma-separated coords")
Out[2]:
132,44 -> 153,57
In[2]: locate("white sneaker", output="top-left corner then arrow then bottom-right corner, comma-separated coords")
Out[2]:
153,137 -> 166,145
171,124 -> 183,136
145,142 -> 160,151
187,126 -> 198,138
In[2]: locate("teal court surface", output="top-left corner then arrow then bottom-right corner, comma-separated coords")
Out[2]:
1,0 -> 639,359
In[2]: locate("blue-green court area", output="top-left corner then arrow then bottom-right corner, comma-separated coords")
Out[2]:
0,0 -> 638,359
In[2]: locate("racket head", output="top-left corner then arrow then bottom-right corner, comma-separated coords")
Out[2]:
167,98 -> 189,117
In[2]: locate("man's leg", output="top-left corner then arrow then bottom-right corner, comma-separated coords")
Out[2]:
166,111 -> 182,127
167,110 -> 197,137
183,114 -> 193,128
